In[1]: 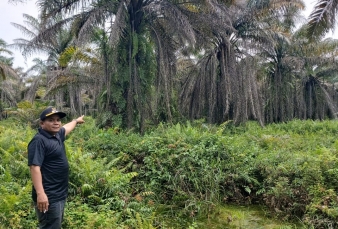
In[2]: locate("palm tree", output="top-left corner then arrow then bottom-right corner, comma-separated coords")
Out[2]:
25,0 -> 204,132
0,38 -> 22,118
258,16 -> 338,122
290,30 -> 338,119
11,13 -> 75,65
11,13 -> 93,116
14,0 -> 335,129
49,45 -> 102,116
0,39 -> 19,81
179,0 -> 306,125
21,57 -> 49,103
246,0 -> 308,124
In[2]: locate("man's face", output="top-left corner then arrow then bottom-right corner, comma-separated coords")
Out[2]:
40,114 -> 62,135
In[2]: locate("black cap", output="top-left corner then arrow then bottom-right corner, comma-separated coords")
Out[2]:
40,107 -> 66,120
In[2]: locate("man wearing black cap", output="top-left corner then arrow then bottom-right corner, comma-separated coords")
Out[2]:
27,107 -> 85,229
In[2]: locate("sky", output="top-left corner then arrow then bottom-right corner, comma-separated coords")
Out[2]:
0,0 -> 334,71
0,0 -> 40,70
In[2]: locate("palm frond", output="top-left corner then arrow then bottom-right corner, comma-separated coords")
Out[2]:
0,39 -> 13,56
0,63 -> 20,81
0,80 -> 20,106
108,1 -> 128,48
37,0 -> 88,19
74,7 -> 111,46
24,77 -> 41,102
146,1 -> 196,45
307,0 -> 338,39
11,22 -> 38,39
45,68 -> 95,95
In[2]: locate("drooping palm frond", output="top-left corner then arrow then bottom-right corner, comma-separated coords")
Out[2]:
26,19 -> 74,55
0,39 -> 13,56
37,0 -> 88,19
74,7 -> 111,46
306,0 -> 338,40
24,77 -> 41,102
10,14 -> 45,57
108,1 -> 128,48
46,69 -> 95,93
0,39 -> 17,81
11,14 -> 40,39
0,79 -> 21,106
146,1 -> 197,45
0,63 -> 20,81
11,13 -> 75,62
179,51 -> 218,122
285,26 -> 338,120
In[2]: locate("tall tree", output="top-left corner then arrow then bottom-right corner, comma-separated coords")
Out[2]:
0,39 -> 19,81
11,13 -> 90,116
26,0 -> 200,132
0,39 -> 21,114
22,57 -> 47,103
291,29 -> 338,119
247,0 -> 306,123
179,0 -> 305,125
256,2 -> 338,123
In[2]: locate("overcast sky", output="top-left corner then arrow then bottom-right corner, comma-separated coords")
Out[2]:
1,0 -> 40,70
0,0 -> 334,71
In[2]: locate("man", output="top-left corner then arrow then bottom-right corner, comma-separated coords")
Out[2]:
28,107 -> 85,229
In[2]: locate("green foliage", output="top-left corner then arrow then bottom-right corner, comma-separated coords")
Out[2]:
0,183 -> 36,228
195,204 -> 305,229
303,185 -> 338,228
95,111 -> 122,129
58,46 -> 100,68
5,101 -> 50,128
97,27 -> 157,130
2,118 -> 338,228
0,124 -> 36,228
63,199 -> 119,228
0,117 -> 155,228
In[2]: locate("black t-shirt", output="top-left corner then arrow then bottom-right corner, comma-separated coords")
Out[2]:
27,127 -> 69,203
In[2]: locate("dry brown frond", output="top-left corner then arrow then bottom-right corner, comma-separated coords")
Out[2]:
109,1 -> 128,48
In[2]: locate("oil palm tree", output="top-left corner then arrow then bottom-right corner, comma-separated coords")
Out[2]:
27,0 -> 205,132
259,18 -> 338,122
0,39 -> 22,117
179,0 -> 305,125
11,13 -> 93,116
246,0 -> 307,123
0,39 -> 19,81
11,13 -> 74,67
291,29 -> 338,119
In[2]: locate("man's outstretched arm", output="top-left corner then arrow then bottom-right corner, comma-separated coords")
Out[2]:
63,115 -> 85,136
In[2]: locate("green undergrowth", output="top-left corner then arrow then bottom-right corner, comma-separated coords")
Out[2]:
197,205 -> 305,229
1,117 -> 338,228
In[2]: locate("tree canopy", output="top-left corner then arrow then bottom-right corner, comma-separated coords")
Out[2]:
2,0 -> 338,130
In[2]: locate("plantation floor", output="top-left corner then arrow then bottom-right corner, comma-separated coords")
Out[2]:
198,205 -> 304,229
